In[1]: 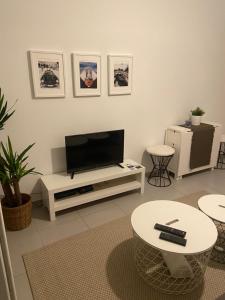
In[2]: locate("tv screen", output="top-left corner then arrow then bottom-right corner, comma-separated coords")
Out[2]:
65,129 -> 124,174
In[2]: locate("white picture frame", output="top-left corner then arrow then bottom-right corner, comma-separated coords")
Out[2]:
29,50 -> 65,98
108,55 -> 133,95
72,53 -> 101,97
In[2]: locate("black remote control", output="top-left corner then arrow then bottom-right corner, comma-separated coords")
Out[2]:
154,223 -> 186,238
159,232 -> 187,246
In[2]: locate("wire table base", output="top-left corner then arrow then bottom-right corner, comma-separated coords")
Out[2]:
211,220 -> 225,264
217,142 -> 225,169
133,235 -> 212,295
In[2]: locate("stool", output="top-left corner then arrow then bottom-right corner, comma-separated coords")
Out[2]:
217,134 -> 225,169
146,145 -> 175,187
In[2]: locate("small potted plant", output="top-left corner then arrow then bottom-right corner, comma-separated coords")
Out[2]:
191,107 -> 205,126
0,137 -> 41,230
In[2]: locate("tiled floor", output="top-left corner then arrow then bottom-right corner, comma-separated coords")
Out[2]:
6,168 -> 225,300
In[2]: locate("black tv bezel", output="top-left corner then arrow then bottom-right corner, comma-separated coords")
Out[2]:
65,129 -> 124,174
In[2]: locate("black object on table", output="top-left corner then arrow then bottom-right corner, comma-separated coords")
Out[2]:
159,232 -> 187,246
154,223 -> 186,238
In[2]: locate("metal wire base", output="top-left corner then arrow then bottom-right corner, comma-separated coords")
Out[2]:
217,142 -> 225,169
147,154 -> 173,187
133,235 -> 211,295
211,220 -> 225,264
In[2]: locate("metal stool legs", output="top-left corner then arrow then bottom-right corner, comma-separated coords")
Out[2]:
147,155 -> 173,187
217,142 -> 225,169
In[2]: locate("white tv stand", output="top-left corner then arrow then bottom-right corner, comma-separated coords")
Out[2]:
41,159 -> 145,221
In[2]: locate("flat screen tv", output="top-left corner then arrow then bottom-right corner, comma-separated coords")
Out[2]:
65,129 -> 124,177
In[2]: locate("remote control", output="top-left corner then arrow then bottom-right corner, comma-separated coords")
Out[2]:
166,219 -> 179,225
219,205 -> 225,209
159,232 -> 187,246
154,223 -> 186,238
118,163 -> 125,168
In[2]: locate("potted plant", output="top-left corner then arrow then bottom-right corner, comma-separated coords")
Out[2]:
0,137 -> 41,230
191,107 -> 205,126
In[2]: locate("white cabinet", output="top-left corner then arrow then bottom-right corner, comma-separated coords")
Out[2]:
41,159 -> 145,221
165,122 -> 222,179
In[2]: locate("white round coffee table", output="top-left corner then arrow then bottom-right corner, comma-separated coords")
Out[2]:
131,200 -> 218,295
198,194 -> 225,263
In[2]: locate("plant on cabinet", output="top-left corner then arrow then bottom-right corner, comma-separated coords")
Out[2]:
191,107 -> 205,126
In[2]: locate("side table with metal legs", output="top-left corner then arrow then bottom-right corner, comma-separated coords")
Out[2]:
146,145 -> 175,187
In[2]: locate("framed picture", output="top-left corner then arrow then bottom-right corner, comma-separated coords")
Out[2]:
29,51 -> 65,98
72,53 -> 101,97
108,55 -> 133,95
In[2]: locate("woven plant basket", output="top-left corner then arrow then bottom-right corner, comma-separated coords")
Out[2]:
1,193 -> 32,231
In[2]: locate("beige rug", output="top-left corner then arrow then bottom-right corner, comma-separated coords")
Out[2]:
23,191 -> 225,300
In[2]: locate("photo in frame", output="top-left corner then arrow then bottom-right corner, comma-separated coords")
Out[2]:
108,55 -> 133,95
29,51 -> 65,98
72,54 -> 101,97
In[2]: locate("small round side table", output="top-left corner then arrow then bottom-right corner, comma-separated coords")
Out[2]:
217,134 -> 225,169
198,194 -> 225,263
131,200 -> 217,295
146,145 -> 175,187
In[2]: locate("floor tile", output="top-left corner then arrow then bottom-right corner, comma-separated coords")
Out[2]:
76,198 -> 118,217
81,205 -> 125,228
144,181 -> 185,200
10,253 -> 27,276
32,205 -> 82,231
6,225 -> 43,257
14,273 -> 33,300
38,217 -> 88,246
113,191 -> 146,214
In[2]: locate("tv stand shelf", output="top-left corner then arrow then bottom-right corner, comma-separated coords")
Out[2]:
41,159 -> 145,221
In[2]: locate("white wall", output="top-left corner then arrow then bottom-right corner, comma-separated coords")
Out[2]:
0,0 -> 225,198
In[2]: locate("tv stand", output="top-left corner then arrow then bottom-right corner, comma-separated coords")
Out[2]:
70,171 -> 75,179
40,159 -> 145,221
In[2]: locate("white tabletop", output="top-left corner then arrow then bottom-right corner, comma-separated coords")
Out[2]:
131,200 -> 217,255
41,159 -> 143,192
198,194 -> 225,223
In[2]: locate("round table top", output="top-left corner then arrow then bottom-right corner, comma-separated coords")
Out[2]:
131,200 -> 217,255
198,194 -> 225,223
146,145 -> 175,156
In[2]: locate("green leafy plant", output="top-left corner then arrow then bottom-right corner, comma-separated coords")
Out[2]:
0,88 -> 15,130
191,107 -> 205,116
0,137 -> 41,207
